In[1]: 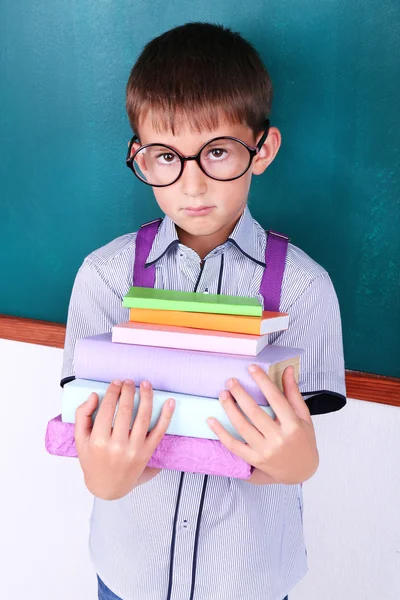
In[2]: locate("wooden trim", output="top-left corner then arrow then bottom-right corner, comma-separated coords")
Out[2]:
345,370 -> 400,408
1,315 -> 399,408
0,315 -> 65,349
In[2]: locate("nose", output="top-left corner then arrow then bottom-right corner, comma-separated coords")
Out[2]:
179,158 -> 208,197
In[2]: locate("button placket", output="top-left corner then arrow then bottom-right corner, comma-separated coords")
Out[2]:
168,473 -> 206,593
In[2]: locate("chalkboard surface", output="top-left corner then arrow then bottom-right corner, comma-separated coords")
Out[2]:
1,1 -> 399,377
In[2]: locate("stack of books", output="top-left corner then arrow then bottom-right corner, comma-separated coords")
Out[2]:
62,287 -> 302,446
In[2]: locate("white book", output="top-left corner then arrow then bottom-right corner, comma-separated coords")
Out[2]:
62,378 -> 275,442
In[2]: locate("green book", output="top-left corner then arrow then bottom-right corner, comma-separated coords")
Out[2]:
122,287 -> 263,316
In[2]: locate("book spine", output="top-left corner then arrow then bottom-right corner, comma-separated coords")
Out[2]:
112,324 -> 265,356
123,296 -> 262,316
129,308 -> 263,334
45,415 -> 252,478
62,379 -> 275,441
74,336 -> 272,405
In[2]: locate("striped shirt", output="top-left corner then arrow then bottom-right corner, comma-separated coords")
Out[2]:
61,205 -> 346,600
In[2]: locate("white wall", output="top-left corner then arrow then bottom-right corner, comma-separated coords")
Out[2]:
1,338 -> 399,600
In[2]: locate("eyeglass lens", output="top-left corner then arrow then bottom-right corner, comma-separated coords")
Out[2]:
132,139 -> 252,185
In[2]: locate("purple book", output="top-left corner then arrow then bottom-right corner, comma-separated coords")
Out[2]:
45,415 -> 253,479
74,332 -> 303,405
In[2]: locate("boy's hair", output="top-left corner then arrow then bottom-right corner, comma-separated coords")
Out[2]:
126,22 -> 273,138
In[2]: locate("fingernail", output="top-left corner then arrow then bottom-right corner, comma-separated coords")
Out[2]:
249,364 -> 258,373
113,379 -> 122,386
141,380 -> 150,389
227,378 -> 236,389
124,379 -> 134,385
219,390 -> 229,402
168,398 -> 175,408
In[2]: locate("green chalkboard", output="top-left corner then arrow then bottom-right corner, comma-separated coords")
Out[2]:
1,1 -> 399,377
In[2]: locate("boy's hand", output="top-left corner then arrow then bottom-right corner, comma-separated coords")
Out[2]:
74,380 -> 175,500
208,365 -> 319,485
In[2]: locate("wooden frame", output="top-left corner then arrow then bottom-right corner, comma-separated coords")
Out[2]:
1,314 -> 399,408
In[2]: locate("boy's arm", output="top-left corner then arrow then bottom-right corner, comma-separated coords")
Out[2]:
248,271 -> 346,485
268,271 -> 346,415
61,256 -> 129,386
62,253 -> 162,488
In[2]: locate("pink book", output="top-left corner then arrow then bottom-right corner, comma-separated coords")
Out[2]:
112,321 -> 270,356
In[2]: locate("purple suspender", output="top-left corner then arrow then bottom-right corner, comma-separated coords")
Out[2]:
133,219 -> 163,290
260,230 -> 289,312
133,218 -> 289,312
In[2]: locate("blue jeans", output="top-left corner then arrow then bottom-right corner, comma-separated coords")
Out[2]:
97,576 -> 121,599
98,575 -> 288,599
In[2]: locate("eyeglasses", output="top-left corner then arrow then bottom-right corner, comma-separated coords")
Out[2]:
126,120 -> 270,187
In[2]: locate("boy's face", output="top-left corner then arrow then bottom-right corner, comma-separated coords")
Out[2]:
132,113 -> 281,256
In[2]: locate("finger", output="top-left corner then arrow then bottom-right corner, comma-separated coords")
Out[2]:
129,380 -> 154,446
145,397 -> 176,454
112,380 -> 136,442
218,389 -> 265,446
282,366 -> 312,423
225,378 -> 277,438
74,392 -> 99,451
207,416 -> 256,465
247,364 -> 297,423
91,380 -> 122,438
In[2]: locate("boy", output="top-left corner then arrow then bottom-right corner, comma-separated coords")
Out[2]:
62,22 -> 346,600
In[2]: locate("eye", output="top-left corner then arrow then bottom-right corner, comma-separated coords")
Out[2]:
156,153 -> 178,164
208,148 -> 228,160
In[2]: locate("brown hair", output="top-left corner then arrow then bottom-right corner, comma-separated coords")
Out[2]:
126,22 -> 273,138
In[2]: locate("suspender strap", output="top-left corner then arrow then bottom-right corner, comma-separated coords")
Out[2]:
133,221 -> 289,311
133,218 -> 162,287
259,230 -> 290,312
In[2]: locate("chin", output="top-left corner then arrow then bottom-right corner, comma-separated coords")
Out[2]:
179,218 -> 221,236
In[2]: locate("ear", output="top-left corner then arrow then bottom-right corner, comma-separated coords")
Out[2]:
128,140 -> 141,158
251,127 -> 281,175
129,141 -> 149,174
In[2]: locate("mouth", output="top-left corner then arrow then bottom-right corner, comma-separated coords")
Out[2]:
183,206 -> 214,217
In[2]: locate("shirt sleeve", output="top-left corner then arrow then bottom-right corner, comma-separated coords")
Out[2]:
60,257 -> 129,385
268,271 -> 347,415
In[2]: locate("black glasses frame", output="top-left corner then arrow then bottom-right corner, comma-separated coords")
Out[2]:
125,119 -> 271,187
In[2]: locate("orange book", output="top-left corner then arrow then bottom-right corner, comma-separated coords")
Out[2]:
129,307 -> 289,335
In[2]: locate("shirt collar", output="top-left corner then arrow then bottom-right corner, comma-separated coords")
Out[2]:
145,205 -> 266,267
145,215 -> 180,267
226,205 -> 266,267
